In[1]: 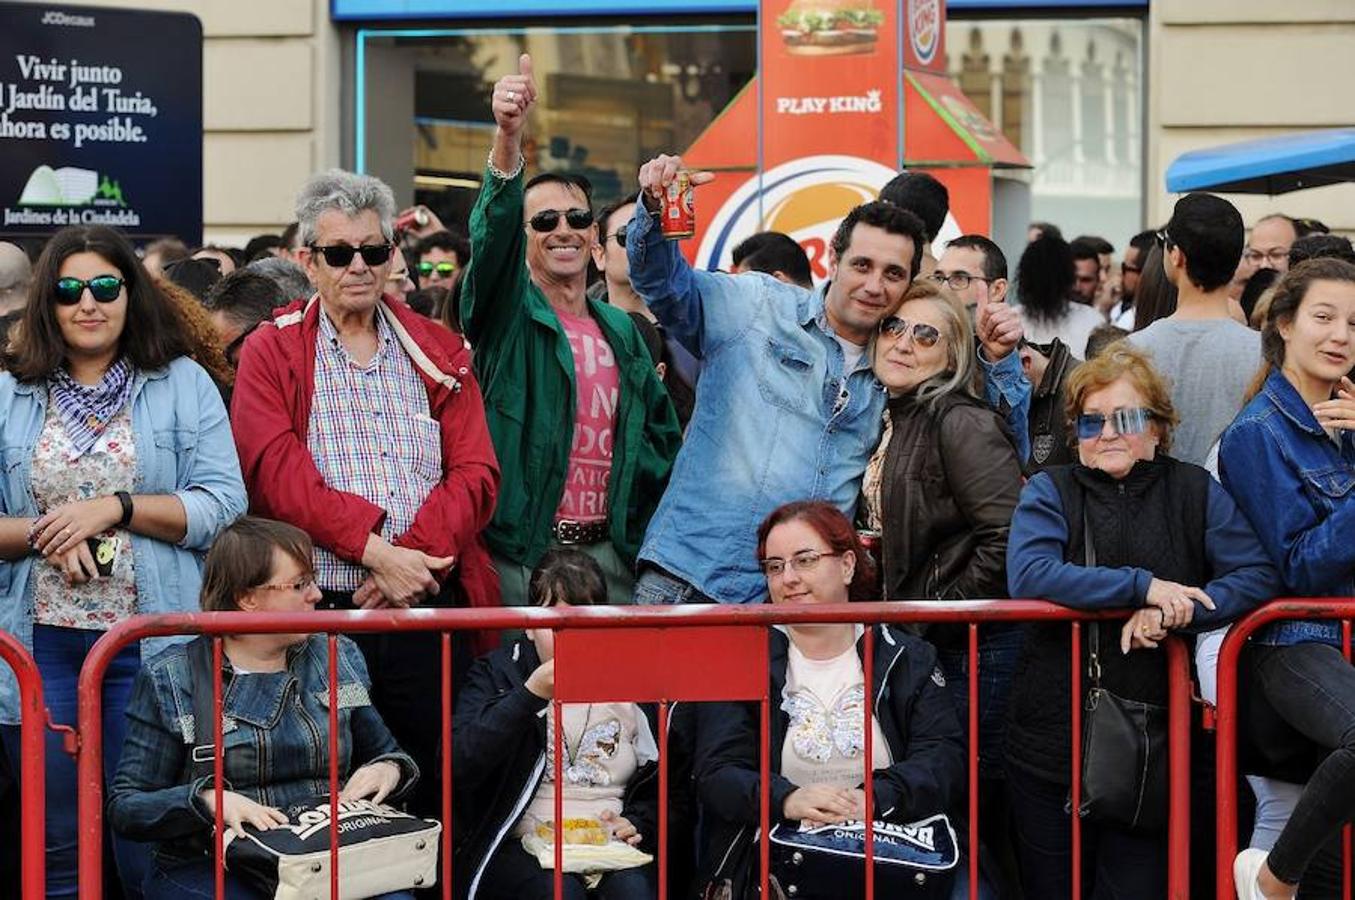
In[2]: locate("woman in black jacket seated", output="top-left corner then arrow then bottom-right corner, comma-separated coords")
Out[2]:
453,549 -> 668,900
1004,344 -> 1279,898
695,500 -> 973,900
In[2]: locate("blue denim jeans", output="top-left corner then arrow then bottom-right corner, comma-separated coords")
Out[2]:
143,858 -> 413,899
632,566 -> 717,605
0,624 -> 148,899
937,625 -> 1023,780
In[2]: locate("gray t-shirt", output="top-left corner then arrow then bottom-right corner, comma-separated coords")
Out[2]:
1128,318 -> 1261,466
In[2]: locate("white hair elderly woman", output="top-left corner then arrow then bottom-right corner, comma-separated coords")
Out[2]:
229,168 -> 502,819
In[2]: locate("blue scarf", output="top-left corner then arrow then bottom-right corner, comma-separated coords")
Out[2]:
48,359 -> 133,458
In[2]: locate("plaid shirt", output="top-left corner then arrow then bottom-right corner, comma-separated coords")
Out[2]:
307,310 -> 441,591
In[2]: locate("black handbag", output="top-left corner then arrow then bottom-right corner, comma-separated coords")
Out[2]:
768,816 -> 958,899
1073,514 -> 1169,833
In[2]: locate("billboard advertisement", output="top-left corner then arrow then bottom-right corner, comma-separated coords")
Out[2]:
0,3 -> 203,245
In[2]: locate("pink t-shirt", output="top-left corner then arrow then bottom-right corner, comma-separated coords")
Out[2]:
555,308 -> 619,524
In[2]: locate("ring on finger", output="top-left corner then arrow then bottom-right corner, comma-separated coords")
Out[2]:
507,89 -> 517,101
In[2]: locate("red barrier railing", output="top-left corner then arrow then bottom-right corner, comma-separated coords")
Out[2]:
1214,597 -> 1355,900
0,630 -> 46,900
74,601 -> 1193,899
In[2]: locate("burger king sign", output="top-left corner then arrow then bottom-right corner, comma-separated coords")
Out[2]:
907,0 -> 942,70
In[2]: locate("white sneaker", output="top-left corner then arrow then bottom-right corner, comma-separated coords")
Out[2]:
1233,848 -> 1269,900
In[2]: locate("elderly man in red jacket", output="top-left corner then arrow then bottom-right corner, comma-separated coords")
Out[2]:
231,168 -> 500,816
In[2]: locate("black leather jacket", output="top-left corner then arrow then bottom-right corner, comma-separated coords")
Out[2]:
878,389 -> 1023,609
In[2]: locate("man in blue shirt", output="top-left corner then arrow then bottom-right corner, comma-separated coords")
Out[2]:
627,154 -> 1029,604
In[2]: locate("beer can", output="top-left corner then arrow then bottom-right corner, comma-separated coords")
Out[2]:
856,529 -> 882,568
661,171 -> 695,240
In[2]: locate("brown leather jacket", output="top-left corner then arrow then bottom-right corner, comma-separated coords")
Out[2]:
878,390 -> 1023,603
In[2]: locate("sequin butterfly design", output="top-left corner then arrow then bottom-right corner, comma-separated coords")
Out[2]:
782,684 -> 867,763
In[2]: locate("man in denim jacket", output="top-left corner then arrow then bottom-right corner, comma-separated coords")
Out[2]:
627,155 -> 1030,605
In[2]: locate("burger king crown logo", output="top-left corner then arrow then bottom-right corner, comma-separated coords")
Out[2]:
909,0 -> 940,65
696,155 -> 899,280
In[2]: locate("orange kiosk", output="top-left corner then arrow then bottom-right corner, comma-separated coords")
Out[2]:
686,0 -> 1029,277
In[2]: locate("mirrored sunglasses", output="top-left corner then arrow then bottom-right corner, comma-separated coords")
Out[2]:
54,275 -> 124,305
879,317 -> 942,348
418,260 -> 458,277
1076,407 -> 1155,441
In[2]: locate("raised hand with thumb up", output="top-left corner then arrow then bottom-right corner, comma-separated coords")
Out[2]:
493,54 -> 536,138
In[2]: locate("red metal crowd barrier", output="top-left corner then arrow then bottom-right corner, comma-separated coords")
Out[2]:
1214,597 -> 1355,900
73,601 -> 1194,899
0,630 -> 47,900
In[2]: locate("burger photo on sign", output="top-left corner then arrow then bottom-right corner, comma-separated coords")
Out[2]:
778,0 -> 885,56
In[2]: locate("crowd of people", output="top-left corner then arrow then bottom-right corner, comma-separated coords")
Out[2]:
1,51 -> 1355,900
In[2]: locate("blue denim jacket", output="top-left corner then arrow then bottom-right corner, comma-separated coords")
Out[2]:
626,207 -> 1030,603
107,635 -> 417,858
0,358 -> 247,722
1218,370 -> 1354,647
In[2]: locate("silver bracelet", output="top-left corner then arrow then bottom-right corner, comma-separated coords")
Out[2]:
487,151 -> 525,181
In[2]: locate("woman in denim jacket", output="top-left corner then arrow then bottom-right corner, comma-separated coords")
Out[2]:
1220,258 -> 1355,900
0,225 -> 246,898
109,517 -> 419,899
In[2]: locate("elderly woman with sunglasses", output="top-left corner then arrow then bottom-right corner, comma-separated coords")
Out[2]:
0,225 -> 247,898
1004,343 -> 1277,898
858,279 -> 1023,894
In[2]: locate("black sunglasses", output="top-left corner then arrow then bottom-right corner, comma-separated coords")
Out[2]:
54,275 -> 124,305
528,208 -> 594,233
309,243 -> 393,268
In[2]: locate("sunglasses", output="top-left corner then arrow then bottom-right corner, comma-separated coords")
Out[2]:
1075,407 -> 1155,441
528,208 -> 594,233
54,275 -> 124,305
418,260 -> 457,278
309,243 -> 393,268
606,226 -> 628,248
879,317 -> 942,348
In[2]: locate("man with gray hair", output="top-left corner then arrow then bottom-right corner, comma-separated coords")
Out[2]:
0,242 -> 31,315
230,168 -> 501,816
245,254 -> 312,303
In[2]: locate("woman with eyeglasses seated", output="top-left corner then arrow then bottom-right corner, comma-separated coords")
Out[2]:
1005,343 -> 1277,898
108,517 -> 419,900
0,224 -> 246,899
695,500 -> 977,899
859,278 -> 1023,893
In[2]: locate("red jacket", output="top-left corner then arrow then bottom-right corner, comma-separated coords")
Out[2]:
231,294 -> 501,615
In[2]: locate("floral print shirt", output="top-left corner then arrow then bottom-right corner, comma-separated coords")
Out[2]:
29,399 -> 138,629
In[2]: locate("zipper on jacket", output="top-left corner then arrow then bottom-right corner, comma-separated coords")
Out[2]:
290,679 -> 327,792
468,753 -> 547,900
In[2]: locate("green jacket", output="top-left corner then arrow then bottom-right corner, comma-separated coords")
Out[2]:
461,168 -> 681,568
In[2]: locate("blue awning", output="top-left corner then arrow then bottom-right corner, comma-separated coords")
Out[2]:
1166,128 -> 1355,195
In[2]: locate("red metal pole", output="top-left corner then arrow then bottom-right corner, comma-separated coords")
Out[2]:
759,695 -> 770,900
1166,638 -> 1191,899
0,634 -> 46,900
554,694 -> 564,900
442,633 -> 454,900
658,700 -> 670,900
1070,622 -> 1082,900
863,625 -> 875,900
968,623 -> 979,900
328,636 -> 340,898
1344,620 -> 1352,900
213,638 -> 225,900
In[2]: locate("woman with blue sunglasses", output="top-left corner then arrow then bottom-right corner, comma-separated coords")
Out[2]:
0,225 -> 246,898
1005,343 -> 1277,898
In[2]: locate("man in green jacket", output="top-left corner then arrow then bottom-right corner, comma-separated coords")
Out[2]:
461,53 -> 681,606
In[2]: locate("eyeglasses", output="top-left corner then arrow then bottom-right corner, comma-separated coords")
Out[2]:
224,321 -> 262,367
54,275 -> 124,305
528,208 -> 594,233
1121,263 -> 1142,275
930,270 -> 989,291
1075,407 -> 1155,441
879,316 -> 942,348
759,550 -> 841,578
255,575 -> 318,593
308,243 -> 393,269
1243,248 -> 1290,266
606,225 -> 628,248
418,260 -> 457,278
